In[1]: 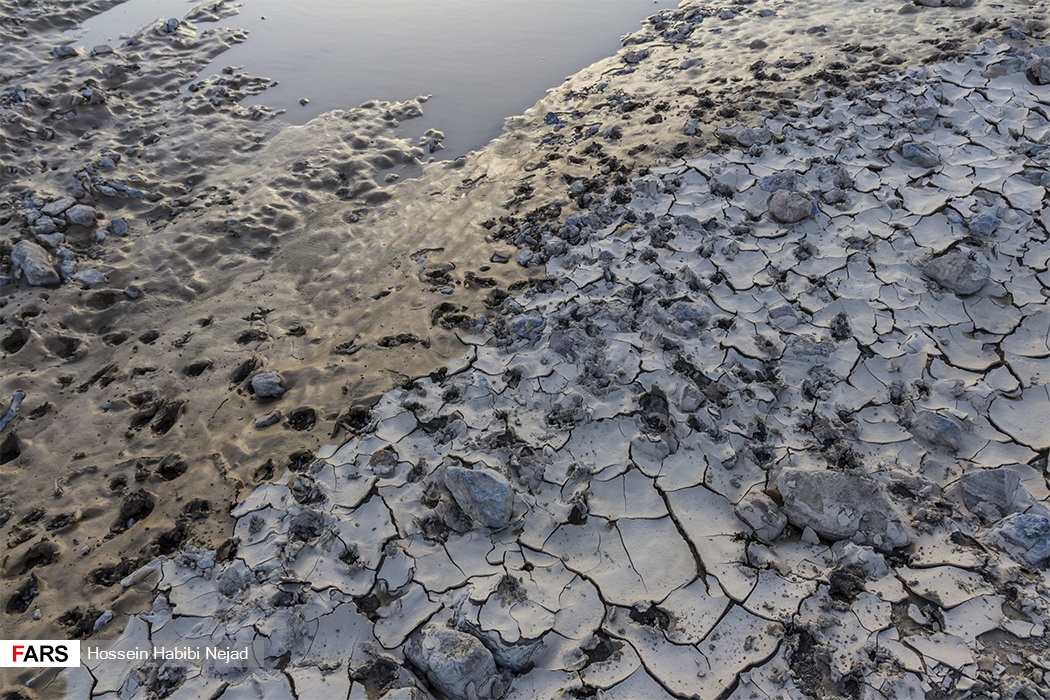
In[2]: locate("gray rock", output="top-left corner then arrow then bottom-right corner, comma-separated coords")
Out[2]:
51,45 -> 78,59
961,467 -> 1034,522
510,312 -> 545,340
822,188 -> 848,205
456,619 -> 542,674
901,142 -> 940,168
254,411 -> 281,428
735,494 -> 787,542
444,466 -> 514,529
65,204 -> 98,227
683,118 -> 699,136
776,468 -> 911,551
996,513 -> 1050,567
910,410 -> 963,452
251,371 -> 286,398
72,269 -> 105,287
109,218 -> 130,236
922,249 -> 990,296
10,240 -> 60,286
717,125 -> 772,148
1027,56 -> 1050,86
35,232 -> 63,249
768,190 -> 815,223
157,18 -> 181,34
404,624 -> 508,700
55,247 -> 76,280
0,390 -> 26,432
758,171 -> 800,192
967,213 -> 1000,236
369,449 -> 398,477
32,217 -> 59,236
41,197 -> 75,217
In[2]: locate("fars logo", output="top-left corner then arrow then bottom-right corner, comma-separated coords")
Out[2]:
1,641 -> 81,667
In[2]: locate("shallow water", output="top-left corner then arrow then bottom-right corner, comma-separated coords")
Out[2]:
72,0 -> 657,158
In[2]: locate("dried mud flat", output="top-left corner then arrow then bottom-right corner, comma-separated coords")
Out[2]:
2,0 -> 1049,698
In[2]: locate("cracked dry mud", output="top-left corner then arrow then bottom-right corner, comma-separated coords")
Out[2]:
3,0 -> 1050,699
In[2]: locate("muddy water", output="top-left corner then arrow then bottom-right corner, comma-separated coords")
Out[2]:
70,0 -> 657,158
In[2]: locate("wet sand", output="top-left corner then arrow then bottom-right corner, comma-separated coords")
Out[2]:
2,0 -> 1049,698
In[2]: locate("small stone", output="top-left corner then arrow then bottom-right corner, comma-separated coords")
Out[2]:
35,232 -> 63,248
901,142 -> 940,168
41,197 -> 75,217
55,247 -> 75,280
967,213 -> 1000,236
683,118 -> 699,136
768,189 -> 815,223
922,248 -> 990,296
800,526 -> 822,545
510,312 -> 545,340
65,204 -> 98,227
822,188 -> 848,205
51,45 -> 77,59
92,610 -> 113,632
735,494 -> 787,542
996,514 -> 1050,567
369,449 -> 398,477
124,285 -> 143,299
1026,56 -> 1050,85
404,624 -> 508,700
11,240 -> 60,286
109,218 -> 129,236
961,467 -> 1034,522
157,18 -> 181,34
776,468 -> 911,551
251,371 -> 286,398
72,269 -> 105,287
254,411 -> 281,428
758,171 -> 800,192
717,125 -> 772,148
444,466 -> 513,529
910,410 -> 963,452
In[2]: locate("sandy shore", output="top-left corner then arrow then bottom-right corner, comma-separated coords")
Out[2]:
2,0 -> 1049,698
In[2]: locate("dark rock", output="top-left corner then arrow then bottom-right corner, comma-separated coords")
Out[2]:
11,241 -> 60,286
776,468 -> 911,551
769,190 -> 815,223
996,514 -> 1050,567
922,248 -> 990,296
251,371 -> 286,398
444,466 -> 514,529
910,410 -> 963,452
901,142 -> 939,168
404,624 -> 508,700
